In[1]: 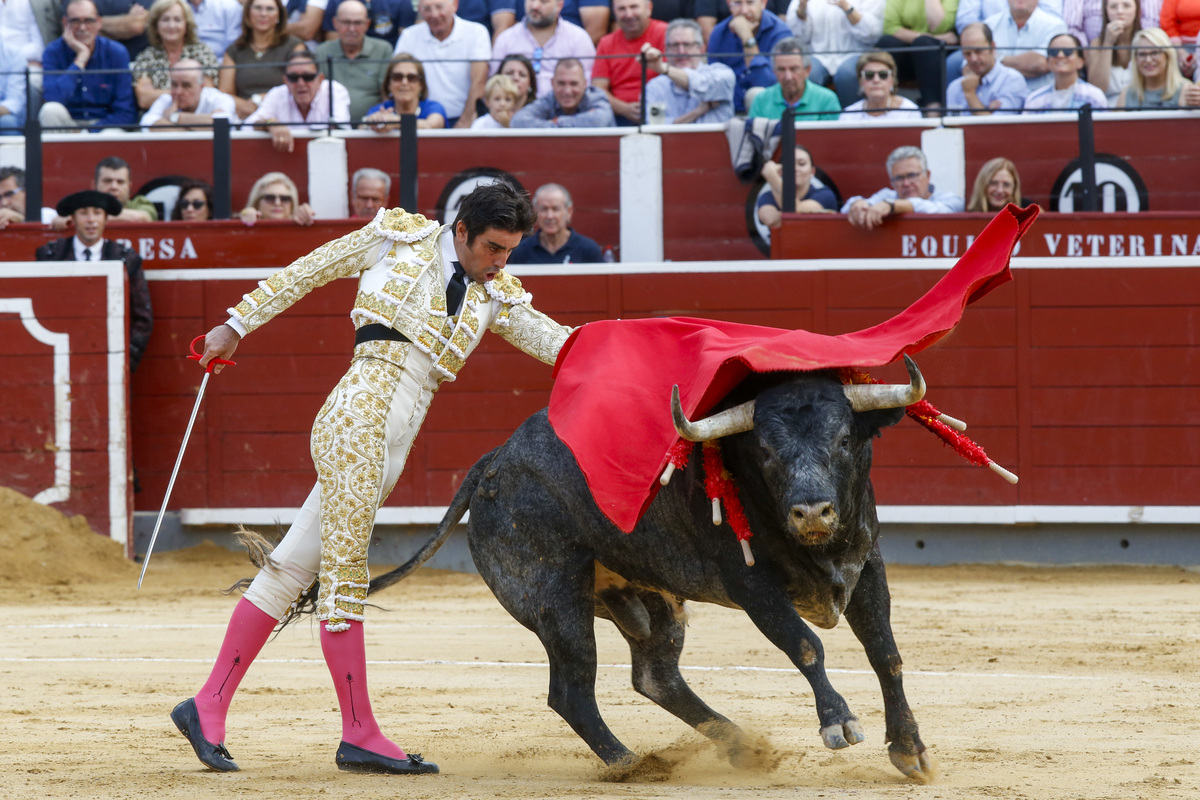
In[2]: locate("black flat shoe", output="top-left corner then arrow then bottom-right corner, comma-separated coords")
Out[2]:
170,698 -> 239,772
335,741 -> 439,775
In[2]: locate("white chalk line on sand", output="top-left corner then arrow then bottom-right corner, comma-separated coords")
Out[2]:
8,622 -> 517,630
0,655 -> 1101,682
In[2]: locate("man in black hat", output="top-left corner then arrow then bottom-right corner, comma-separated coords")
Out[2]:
35,189 -> 154,372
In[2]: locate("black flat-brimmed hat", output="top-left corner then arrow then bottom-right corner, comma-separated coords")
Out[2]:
56,190 -> 122,218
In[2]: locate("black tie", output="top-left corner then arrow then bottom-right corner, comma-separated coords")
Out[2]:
446,260 -> 468,316
82,247 -> 91,260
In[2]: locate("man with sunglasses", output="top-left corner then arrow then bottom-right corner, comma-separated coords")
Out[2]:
491,0 -> 596,99
946,22 -> 1029,113
39,0 -> 137,131
245,49 -> 351,153
141,58 -> 239,129
841,145 -> 963,231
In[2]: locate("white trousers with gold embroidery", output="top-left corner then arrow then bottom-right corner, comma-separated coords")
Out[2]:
242,340 -> 436,631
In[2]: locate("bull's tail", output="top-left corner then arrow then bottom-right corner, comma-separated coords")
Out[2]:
367,449 -> 494,596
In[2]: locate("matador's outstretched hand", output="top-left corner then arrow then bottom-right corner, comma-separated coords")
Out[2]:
200,324 -> 241,374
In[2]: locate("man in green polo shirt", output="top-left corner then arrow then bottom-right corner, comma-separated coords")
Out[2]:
747,37 -> 841,121
315,0 -> 394,123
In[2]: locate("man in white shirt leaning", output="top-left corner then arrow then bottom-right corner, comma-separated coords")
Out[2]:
141,58 -> 238,129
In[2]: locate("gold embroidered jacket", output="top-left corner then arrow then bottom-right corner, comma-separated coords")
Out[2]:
227,208 -> 573,380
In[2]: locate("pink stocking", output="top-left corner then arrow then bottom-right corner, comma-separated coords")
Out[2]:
193,597 -> 278,743
320,620 -> 407,759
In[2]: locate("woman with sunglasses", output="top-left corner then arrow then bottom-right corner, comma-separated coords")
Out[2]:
1117,27 -> 1190,107
1025,34 -> 1109,110
1085,0 -> 1142,103
220,0 -> 306,120
240,171 -> 315,226
171,179 -> 214,221
364,54 -> 447,131
131,0 -> 220,111
839,50 -> 920,119
966,157 -> 1021,212
785,0 -> 885,106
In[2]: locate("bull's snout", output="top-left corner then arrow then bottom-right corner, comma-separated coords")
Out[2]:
789,502 -> 837,542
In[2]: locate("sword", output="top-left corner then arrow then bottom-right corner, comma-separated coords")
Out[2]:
138,335 -> 235,588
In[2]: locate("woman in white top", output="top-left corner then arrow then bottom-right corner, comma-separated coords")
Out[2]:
1086,0 -> 1141,103
786,0 -> 885,106
839,51 -> 922,120
1025,34 -> 1110,110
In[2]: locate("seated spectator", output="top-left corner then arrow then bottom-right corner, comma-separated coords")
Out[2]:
876,0 -> 959,110
1024,32 -> 1108,107
131,0 -> 220,110
315,0 -> 394,121
947,22 -> 1029,112
287,0 -> 328,48
40,0 -> 138,130
1063,0 -> 1160,46
0,39 -> 27,133
364,53 -> 448,130
0,0 -> 58,70
511,56 -> 615,124
35,189 -> 154,372
509,182 -> 604,264
219,0 -> 305,121
1085,0 -> 1141,103
984,0 -> 1069,93
245,49 -> 351,152
747,38 -> 841,119
841,144 -> 964,229
591,0 -> 666,125
498,52 -> 539,104
346,0 -> 417,49
240,171 -> 316,225
641,18 -> 735,124
171,178 -> 214,219
51,156 -> 158,230
698,0 -> 792,43
1118,26 -> 1193,105
185,0 -> 243,60
839,50 -> 923,118
757,144 -> 838,232
966,156 -> 1021,210
394,0 -> 491,127
708,0 -> 794,112
0,167 -> 57,228
491,0 -> 596,100
141,58 -> 238,128
96,0 -> 153,60
1160,0 -> 1199,78
472,73 -> 524,126
350,167 -> 390,217
786,0 -> 885,107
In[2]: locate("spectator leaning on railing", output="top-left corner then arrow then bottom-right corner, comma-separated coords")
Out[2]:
945,22 -> 1028,112
240,171 -> 316,226
141,57 -> 239,128
785,0 -> 885,106
41,0 -> 138,130
641,18 -> 736,124
511,55 -> 616,124
841,145 -> 964,230
757,144 -> 838,234
1023,32 -> 1108,108
245,48 -> 351,151
747,37 -> 842,118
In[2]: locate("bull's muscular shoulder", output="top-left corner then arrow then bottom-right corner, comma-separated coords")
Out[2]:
371,208 -> 440,243
486,270 -> 532,306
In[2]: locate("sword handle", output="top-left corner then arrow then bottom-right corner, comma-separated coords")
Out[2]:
189,334 -> 237,373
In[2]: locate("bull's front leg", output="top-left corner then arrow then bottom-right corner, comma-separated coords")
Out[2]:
842,545 -> 935,782
725,576 -> 865,751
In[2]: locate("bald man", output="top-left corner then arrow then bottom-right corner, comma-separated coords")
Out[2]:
141,58 -> 238,129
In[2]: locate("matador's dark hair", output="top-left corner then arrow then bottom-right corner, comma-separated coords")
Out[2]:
453,181 -> 536,245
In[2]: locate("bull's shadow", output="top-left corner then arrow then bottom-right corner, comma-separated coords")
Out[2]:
368,359 -> 936,783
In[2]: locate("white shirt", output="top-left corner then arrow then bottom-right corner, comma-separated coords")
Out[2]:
73,236 -> 104,261
786,0 -> 884,74
140,86 -> 239,128
839,96 -> 922,120
244,80 -> 352,131
288,0 -> 329,51
187,0 -> 243,61
0,0 -> 45,62
395,17 -> 492,119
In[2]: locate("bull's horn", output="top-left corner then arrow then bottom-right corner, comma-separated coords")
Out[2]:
671,385 -> 755,442
842,355 -> 927,411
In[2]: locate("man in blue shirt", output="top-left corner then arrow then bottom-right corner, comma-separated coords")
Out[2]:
841,146 -> 964,230
40,0 -> 137,130
707,0 -> 791,112
509,183 -> 604,264
946,23 -> 1029,113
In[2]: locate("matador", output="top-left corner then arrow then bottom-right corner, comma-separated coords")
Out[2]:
170,183 -> 572,775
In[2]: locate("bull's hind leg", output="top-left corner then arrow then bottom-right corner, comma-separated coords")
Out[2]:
614,591 -> 755,766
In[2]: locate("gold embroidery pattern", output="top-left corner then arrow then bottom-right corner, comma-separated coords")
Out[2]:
311,351 -> 408,630
493,303 -> 574,366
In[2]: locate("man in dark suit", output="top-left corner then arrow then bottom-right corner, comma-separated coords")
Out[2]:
35,189 -> 154,371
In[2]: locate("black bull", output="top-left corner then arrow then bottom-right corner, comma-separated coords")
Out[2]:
367,359 -> 935,781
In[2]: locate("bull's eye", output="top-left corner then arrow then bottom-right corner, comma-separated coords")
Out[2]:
840,435 -> 851,449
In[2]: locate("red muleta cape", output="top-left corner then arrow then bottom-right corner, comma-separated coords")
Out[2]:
548,204 -> 1039,533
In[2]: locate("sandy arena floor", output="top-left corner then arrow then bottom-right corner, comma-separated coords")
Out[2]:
3,490 -> 1199,800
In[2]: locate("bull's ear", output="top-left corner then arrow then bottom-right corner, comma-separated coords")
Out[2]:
854,406 -> 906,438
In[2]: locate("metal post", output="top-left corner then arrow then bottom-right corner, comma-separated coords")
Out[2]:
781,109 -> 796,217
938,41 -> 947,109
399,113 -> 418,211
23,72 -> 42,223
1076,104 -> 1097,212
639,54 -> 648,126
212,117 -> 232,219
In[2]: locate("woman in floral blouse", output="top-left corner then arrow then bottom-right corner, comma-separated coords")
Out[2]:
131,0 -> 220,111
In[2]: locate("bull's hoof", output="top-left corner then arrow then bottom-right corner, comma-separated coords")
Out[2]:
819,718 -> 865,750
599,753 -> 672,783
888,745 -> 937,783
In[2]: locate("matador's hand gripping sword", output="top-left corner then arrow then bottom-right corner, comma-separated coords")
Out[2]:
138,335 -> 236,588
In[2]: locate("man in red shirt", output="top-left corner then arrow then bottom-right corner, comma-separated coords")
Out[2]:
591,0 -> 666,124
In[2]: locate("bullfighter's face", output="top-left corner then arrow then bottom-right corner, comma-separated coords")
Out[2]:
454,221 -> 523,284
